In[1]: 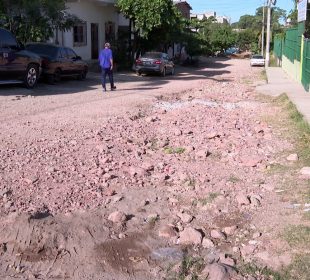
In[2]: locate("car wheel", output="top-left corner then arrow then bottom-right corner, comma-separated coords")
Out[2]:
24,64 -> 39,89
136,70 -> 141,76
161,67 -> 166,77
78,67 -> 88,80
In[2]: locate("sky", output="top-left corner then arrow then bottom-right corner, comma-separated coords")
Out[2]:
188,0 -> 295,23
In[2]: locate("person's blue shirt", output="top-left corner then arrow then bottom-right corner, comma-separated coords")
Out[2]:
99,48 -> 112,69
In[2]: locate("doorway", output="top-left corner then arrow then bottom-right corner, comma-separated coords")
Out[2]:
91,23 -> 99,59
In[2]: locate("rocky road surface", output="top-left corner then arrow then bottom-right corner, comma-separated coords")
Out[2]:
0,59 -> 298,279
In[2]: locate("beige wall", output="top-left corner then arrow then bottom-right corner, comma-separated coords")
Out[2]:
57,0 -> 118,60
282,56 -> 301,82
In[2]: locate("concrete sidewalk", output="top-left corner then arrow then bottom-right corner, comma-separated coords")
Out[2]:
257,67 -> 310,123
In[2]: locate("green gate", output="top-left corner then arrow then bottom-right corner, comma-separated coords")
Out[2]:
302,40 -> 310,91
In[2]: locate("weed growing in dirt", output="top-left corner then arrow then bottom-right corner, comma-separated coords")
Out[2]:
283,225 -> 310,247
266,163 -> 290,174
260,70 -> 268,82
274,94 -> 310,165
228,175 -> 241,183
238,261 -> 285,280
164,147 -> 186,155
285,254 -> 310,280
198,192 -> 219,206
173,256 -> 205,280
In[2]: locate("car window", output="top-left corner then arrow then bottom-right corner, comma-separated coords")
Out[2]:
65,48 -> 77,59
0,29 -> 18,48
142,52 -> 161,59
26,44 -> 58,58
59,48 -> 66,59
252,55 -> 264,59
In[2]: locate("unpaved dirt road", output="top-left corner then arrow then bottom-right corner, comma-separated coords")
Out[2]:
0,58 -> 302,279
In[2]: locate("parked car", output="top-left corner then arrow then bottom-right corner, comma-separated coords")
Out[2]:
250,54 -> 265,67
135,52 -> 174,77
0,28 -> 42,88
25,43 -> 88,83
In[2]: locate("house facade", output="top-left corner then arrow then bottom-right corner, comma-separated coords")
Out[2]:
173,0 -> 192,19
54,0 -> 127,60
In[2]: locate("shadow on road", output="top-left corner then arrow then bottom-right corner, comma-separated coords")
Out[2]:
0,57 -> 232,96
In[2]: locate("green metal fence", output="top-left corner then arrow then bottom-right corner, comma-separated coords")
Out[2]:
273,37 -> 283,59
302,39 -> 310,91
283,28 -> 299,62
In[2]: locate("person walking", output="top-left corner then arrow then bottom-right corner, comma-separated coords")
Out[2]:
99,42 -> 116,92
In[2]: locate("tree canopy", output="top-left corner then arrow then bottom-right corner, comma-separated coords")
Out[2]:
0,0 -> 79,43
117,0 -> 179,38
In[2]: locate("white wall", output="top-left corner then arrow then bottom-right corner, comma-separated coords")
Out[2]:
59,0 -> 118,60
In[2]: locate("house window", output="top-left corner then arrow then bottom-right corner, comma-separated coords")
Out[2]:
73,22 -> 87,46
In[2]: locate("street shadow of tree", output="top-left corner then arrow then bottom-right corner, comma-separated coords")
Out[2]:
0,57 -> 233,96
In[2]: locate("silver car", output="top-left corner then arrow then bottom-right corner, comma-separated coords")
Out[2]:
135,52 -> 175,77
250,55 -> 265,67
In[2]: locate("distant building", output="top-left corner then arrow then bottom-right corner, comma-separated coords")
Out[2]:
173,0 -> 192,19
191,11 -> 230,24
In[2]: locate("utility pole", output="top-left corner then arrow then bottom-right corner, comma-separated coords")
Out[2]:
265,0 -> 276,67
265,0 -> 271,67
261,1 -> 265,56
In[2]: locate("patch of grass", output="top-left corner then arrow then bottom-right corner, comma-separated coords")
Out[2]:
164,146 -> 186,155
283,225 -> 310,247
284,254 -> 310,280
228,175 -> 241,183
266,163 -> 290,174
238,261 -> 286,280
242,78 -> 252,85
198,192 -> 219,206
274,94 -> 310,160
184,178 -> 196,188
302,211 -> 310,221
178,256 -> 204,280
260,69 -> 268,82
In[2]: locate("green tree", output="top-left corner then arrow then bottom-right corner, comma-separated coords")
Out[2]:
117,0 -> 179,38
208,23 -> 236,53
0,0 -> 79,43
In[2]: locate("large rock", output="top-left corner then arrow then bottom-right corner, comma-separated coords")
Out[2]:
179,227 -> 202,245
108,211 -> 127,223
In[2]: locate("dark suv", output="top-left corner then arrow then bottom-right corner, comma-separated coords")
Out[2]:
0,28 -> 41,88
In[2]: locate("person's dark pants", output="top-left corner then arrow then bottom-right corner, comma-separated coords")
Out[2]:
101,67 -> 114,90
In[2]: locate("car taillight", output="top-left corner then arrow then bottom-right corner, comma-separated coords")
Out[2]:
136,59 -> 142,65
41,58 -> 49,68
154,60 -> 162,65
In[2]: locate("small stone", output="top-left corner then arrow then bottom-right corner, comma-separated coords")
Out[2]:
252,232 -> 262,239
177,212 -> 194,223
236,194 -> 250,206
108,211 -> 127,223
179,227 -> 203,245
240,245 -> 256,256
250,196 -> 261,207
112,196 -> 124,203
300,167 -> 310,177
287,153 -> 298,161
221,256 -> 235,267
158,225 -> 178,239
202,238 -> 215,249
201,263 -> 233,280
210,229 -> 226,240
206,132 -> 218,139
223,225 -> 238,236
